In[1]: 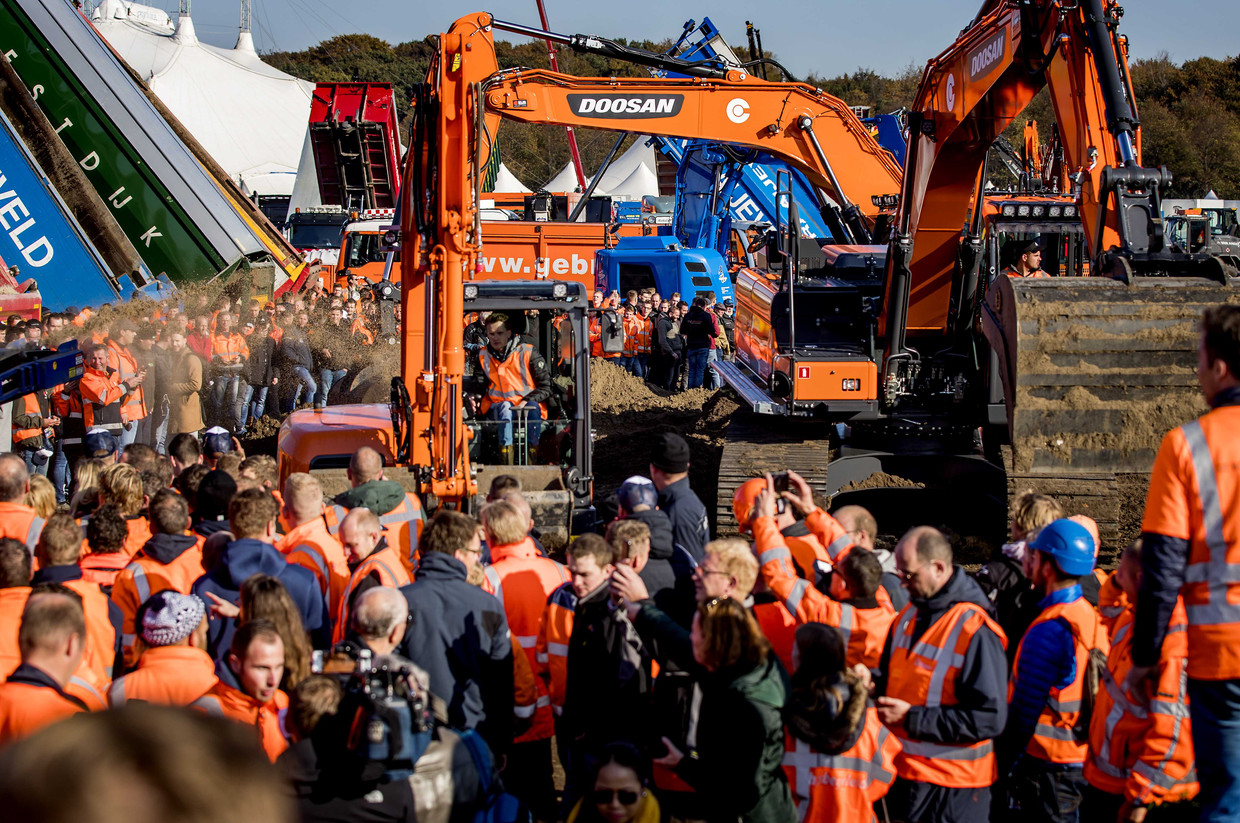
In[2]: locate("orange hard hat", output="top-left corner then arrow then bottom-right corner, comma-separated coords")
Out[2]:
732,478 -> 769,534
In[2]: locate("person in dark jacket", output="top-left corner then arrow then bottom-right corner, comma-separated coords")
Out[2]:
191,469 -> 235,550
631,596 -> 795,823
648,433 -> 708,564
192,488 -> 327,685
679,297 -> 719,389
398,510 -> 514,755
242,316 -> 278,427
654,303 -> 685,391
275,323 -> 316,412
875,526 -> 1009,823
616,476 -> 695,626
309,314 -> 348,409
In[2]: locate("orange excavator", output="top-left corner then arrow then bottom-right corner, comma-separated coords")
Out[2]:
713,0 -> 1239,542
277,11 -> 904,539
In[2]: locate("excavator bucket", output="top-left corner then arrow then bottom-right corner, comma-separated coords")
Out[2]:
983,274 -> 1239,545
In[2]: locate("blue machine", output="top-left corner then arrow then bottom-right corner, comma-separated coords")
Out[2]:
0,341 -> 83,406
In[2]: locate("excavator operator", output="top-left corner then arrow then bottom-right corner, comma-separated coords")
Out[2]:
469,313 -> 552,465
1003,238 -> 1048,278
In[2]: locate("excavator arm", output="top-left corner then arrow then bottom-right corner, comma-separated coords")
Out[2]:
400,11 -> 905,507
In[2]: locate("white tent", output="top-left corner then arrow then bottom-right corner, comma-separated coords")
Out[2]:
488,163 -> 531,193
607,162 -> 661,199
543,161 -> 587,193
91,0 -> 313,194
593,136 -> 658,193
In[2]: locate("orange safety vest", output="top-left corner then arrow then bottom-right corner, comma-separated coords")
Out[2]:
192,681 -> 289,762
110,645 -> 219,707
1010,595 -> 1108,764
783,709 -> 901,823
0,679 -> 86,743
79,552 -> 131,590
588,316 -> 603,358
537,583 -> 576,717
55,381 -> 85,448
0,501 -> 45,555
324,493 -> 425,579
1097,570 -> 1129,637
754,598 -> 798,672
0,587 -> 32,677
636,316 -> 652,354
280,515 -> 350,618
1084,601 -> 1198,805
622,315 -> 640,357
1143,407 -> 1240,680
482,539 -> 568,743
107,338 -> 147,422
333,543 -> 412,645
62,577 -> 118,681
885,602 -> 1007,788
111,536 -> 206,668
210,331 -> 249,365
12,392 -> 46,446
65,665 -> 109,712
479,343 -> 547,419
77,366 -> 127,433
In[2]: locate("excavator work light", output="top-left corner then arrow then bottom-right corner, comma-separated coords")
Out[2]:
1063,205 -> 1078,218
553,283 -> 568,297
464,285 -> 479,300
1049,206 -> 1062,217
1002,205 -> 1016,216
1017,205 -> 1031,217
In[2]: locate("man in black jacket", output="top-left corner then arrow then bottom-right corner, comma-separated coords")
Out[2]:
680,296 -> 719,389
398,510 -> 514,755
616,476 -> 695,625
242,316 -> 277,428
648,433 -> 709,564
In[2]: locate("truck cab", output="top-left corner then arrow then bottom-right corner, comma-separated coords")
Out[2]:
285,206 -> 350,271
594,235 -> 734,303
277,280 -> 593,546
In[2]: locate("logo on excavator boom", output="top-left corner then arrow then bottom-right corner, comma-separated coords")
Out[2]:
967,30 -> 1007,82
566,94 -> 684,119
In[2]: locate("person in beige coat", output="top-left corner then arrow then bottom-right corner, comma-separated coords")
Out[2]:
165,330 -> 204,435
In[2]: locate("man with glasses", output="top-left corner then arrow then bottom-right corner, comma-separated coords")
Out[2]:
874,526 -> 1009,823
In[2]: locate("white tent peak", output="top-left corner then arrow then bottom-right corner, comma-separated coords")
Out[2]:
173,13 -> 197,45
488,163 -> 531,194
234,30 -> 256,54
608,162 -> 660,198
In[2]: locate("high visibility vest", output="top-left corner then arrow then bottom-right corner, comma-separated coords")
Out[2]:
1010,595 -> 1108,764
79,552 -> 131,590
885,602 -> 1007,788
1144,407 -> 1240,679
0,680 -> 86,743
1003,265 -> 1049,278
333,544 -> 412,645
111,537 -> 206,668
279,515 -> 350,617
754,598 -> 798,672
636,316 -> 652,354
538,583 -> 576,716
78,367 -> 126,432
481,539 -> 568,743
110,645 -> 219,707
192,682 -> 289,762
66,665 -> 109,711
1084,602 -> 1199,805
63,577 -> 118,681
55,382 -> 85,447
325,493 -> 425,578
12,392 -> 46,446
479,343 -> 547,419
0,587 -> 32,677
588,316 -> 603,358
622,315 -> 640,357
1097,570 -> 1128,637
107,338 -> 147,422
783,709 -> 901,823
210,331 -> 249,365
0,502 -> 45,555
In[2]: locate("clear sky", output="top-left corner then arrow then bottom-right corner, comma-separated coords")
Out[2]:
188,0 -> 1237,79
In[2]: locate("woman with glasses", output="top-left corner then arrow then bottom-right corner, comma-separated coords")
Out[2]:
637,596 -> 796,822
567,742 -> 661,823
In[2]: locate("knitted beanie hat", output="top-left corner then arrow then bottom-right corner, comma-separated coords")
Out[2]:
142,591 -> 206,647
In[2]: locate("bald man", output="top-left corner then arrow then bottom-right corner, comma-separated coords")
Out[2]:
350,586 -> 409,656
874,527 -> 1009,823
0,454 -> 44,554
333,508 -> 411,645
279,473 -> 349,616
325,447 -> 425,577
835,504 -> 906,610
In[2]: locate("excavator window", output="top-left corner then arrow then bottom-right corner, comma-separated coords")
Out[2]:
345,233 -> 390,268
462,308 -> 579,469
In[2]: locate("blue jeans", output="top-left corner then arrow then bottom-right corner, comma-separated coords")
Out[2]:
283,367 -> 317,412
636,354 -> 648,379
686,348 -> 709,389
617,355 -> 634,374
318,368 -> 347,408
51,440 -> 69,503
1190,678 -> 1240,822
706,347 -> 720,389
117,421 -> 138,448
485,401 -> 542,448
243,385 -> 269,425
211,374 -> 244,429
21,448 -> 49,477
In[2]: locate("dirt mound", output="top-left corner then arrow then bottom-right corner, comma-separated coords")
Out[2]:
837,471 -> 926,493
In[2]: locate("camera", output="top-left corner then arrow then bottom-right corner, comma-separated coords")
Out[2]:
312,643 -> 434,781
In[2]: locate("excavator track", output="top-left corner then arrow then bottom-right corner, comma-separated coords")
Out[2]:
985,274 -> 1239,550
715,415 -> 836,536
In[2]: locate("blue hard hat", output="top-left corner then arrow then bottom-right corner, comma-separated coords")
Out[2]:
617,476 -> 658,512
1028,518 -> 1097,576
203,426 -> 234,457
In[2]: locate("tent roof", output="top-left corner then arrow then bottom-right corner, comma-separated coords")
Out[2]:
594,136 -> 657,193
607,162 -> 661,198
488,163 -> 531,193
91,0 -> 313,185
543,161 -> 586,193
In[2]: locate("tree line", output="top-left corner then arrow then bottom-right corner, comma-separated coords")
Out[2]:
265,35 -> 1240,198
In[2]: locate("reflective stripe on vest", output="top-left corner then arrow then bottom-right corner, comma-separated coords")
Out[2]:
324,505 -> 348,536
193,695 -> 225,716
25,516 -> 45,553
1180,420 -> 1240,626
784,727 -> 896,798
110,677 -> 126,706
129,562 -> 151,605
69,675 -> 105,707
484,566 -> 503,607
480,344 -> 537,411
13,393 -> 44,443
839,603 -> 854,650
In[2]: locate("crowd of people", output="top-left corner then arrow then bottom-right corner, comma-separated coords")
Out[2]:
588,288 -> 735,391
5,283 -> 390,504
0,303 -> 1237,823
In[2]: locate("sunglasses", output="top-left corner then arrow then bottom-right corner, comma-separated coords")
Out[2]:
590,789 -> 640,806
